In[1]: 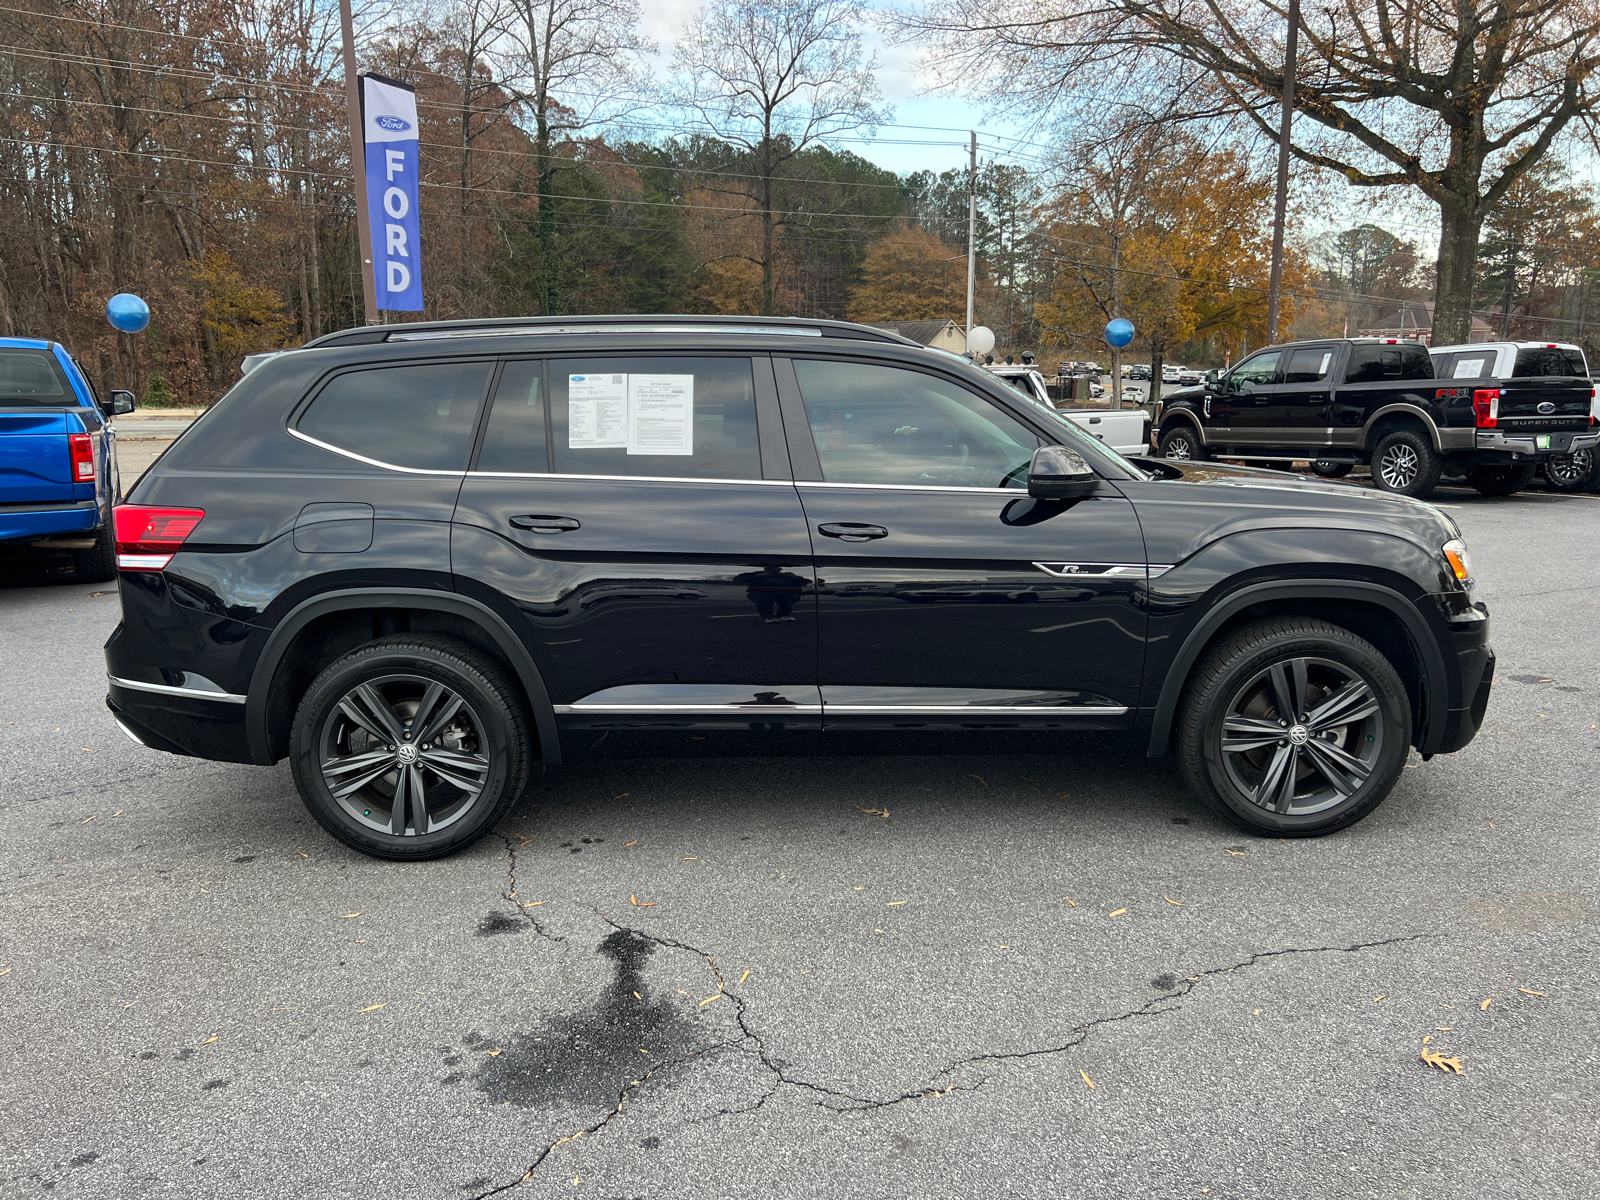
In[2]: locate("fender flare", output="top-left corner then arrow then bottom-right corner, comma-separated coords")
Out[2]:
244,587 -> 560,766
1362,403 -> 1442,452
1145,579 -> 1448,757
1158,408 -> 1207,444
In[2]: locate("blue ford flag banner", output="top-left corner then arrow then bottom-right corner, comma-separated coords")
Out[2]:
361,73 -> 423,312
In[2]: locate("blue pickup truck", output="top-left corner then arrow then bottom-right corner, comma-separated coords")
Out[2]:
1,338 -> 134,581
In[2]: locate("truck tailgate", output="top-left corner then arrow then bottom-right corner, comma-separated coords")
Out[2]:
1491,378 -> 1593,431
1062,408 -> 1149,454
0,411 -> 72,503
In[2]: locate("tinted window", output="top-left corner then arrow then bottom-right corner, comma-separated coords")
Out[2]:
1449,353 -> 1492,379
1513,347 -> 1588,377
549,357 -> 759,480
1283,346 -> 1334,384
298,361 -> 492,470
1346,343 -> 1432,382
1228,350 -> 1281,390
0,349 -> 72,406
476,360 -> 547,473
793,359 -> 1040,489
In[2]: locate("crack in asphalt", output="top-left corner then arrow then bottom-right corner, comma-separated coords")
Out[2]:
492,832 -> 564,944
470,903 -> 1430,1193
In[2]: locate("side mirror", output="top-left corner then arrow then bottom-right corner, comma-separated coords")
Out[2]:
108,390 -> 136,416
1027,445 -> 1097,500
1205,370 -> 1220,387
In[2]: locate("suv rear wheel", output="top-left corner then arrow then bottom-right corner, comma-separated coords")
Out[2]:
1371,429 -> 1441,497
1467,462 -> 1536,497
289,635 -> 532,860
1177,618 -> 1412,837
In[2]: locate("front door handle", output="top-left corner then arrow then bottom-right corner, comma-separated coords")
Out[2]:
818,522 -> 888,542
509,515 -> 581,534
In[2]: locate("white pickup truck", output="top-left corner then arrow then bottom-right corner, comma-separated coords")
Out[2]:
985,365 -> 1152,457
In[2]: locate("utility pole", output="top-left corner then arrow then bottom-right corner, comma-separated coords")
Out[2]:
965,132 -> 977,348
1266,0 -> 1299,344
340,0 -> 377,325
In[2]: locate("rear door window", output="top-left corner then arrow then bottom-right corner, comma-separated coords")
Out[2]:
548,357 -> 760,480
1512,347 -> 1588,377
297,360 -> 493,470
0,349 -> 73,406
1282,347 -> 1333,384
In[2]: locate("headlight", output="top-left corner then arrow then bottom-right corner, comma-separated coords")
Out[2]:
1442,538 -> 1473,589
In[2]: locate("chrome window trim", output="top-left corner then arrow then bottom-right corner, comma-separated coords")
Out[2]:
797,480 -> 1025,495
467,469 -> 791,486
108,675 -> 248,704
287,428 -> 467,476
387,324 -> 824,342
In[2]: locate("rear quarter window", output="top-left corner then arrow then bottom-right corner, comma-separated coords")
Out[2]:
296,361 -> 493,471
1345,344 -> 1433,383
0,349 -> 73,406
1512,347 -> 1588,377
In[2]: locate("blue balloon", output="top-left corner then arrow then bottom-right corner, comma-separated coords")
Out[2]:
106,293 -> 150,334
1104,317 -> 1135,348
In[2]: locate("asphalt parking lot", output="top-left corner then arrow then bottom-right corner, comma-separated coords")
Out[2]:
2,483 -> 1597,1200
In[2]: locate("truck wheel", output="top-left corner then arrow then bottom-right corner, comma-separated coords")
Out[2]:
1467,462 -> 1536,497
289,635 -> 533,861
1311,460 -> 1352,478
1159,426 -> 1208,461
1542,449 -> 1595,492
1177,617 -> 1412,837
73,524 -> 117,583
1371,430 -> 1441,497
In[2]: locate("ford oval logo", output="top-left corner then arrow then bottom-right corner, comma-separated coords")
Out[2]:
1537,401 -> 1556,414
375,115 -> 411,132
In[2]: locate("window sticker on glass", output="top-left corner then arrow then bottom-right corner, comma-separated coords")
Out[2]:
626,374 -> 694,456
1453,358 -> 1486,379
568,373 -> 628,448
1319,353 -> 1332,375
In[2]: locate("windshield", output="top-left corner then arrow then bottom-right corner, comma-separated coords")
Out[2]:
0,349 -> 74,406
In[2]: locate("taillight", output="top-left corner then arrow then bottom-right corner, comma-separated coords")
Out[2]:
113,505 -> 205,571
69,433 -> 95,482
1472,389 -> 1499,428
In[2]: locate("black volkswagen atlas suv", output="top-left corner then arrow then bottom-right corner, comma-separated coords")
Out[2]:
104,316 -> 1493,859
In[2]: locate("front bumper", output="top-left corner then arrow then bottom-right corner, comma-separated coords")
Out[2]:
1428,607 -> 1494,755
1475,429 -> 1599,458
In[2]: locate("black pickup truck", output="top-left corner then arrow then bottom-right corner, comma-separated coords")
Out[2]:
1153,337 -> 1599,497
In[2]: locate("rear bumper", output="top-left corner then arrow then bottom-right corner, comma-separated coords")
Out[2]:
106,680 -> 254,764
1474,429 -> 1598,458
0,500 -> 99,544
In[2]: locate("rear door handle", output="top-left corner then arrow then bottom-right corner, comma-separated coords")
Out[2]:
509,515 -> 581,534
818,522 -> 888,542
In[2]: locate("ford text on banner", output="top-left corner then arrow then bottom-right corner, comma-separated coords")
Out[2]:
361,74 -> 423,312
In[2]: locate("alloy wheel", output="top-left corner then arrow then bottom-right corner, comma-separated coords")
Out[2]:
1546,449 -> 1593,486
1378,444 -> 1418,489
1164,434 -> 1193,460
1216,656 -> 1385,816
317,675 -> 492,836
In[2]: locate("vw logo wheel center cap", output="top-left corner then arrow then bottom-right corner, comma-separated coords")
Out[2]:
1288,725 -> 1310,746
396,742 -> 420,764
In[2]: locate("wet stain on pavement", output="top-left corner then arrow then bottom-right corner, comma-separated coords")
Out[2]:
473,929 -> 699,1110
476,911 -> 524,937
1150,973 -> 1181,990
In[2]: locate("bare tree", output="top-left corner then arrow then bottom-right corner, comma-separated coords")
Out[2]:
500,0 -> 653,315
905,0 -> 1600,345
673,0 -> 889,315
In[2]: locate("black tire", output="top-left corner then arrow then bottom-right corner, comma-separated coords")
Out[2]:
1177,617 -> 1412,837
1370,429 -> 1442,498
73,522 -> 117,583
1311,460 -> 1353,479
1159,424 -> 1208,461
1467,462 -> 1536,497
289,635 -> 533,861
1541,449 -> 1595,492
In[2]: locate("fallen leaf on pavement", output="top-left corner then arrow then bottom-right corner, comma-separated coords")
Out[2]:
356,1003 -> 387,1013
1480,998 -> 1493,1010
1422,1035 -> 1431,1045
82,814 -> 96,823
633,991 -> 641,999
484,1049 -> 501,1056
1420,1050 -> 1464,1074
521,900 -> 544,907
967,775 -> 988,787
614,793 -> 630,799
739,969 -> 751,985
680,857 -> 699,861
1063,897 -> 1077,907
1374,995 -> 1386,1002
1108,908 -> 1127,917
639,1048 -> 649,1055
339,913 -> 361,919
887,900 -> 907,906
1224,849 -> 1247,857
630,894 -> 656,908
1441,1004 -> 1456,1010
1517,988 -> 1547,997
298,852 -> 309,858
1164,895 -> 1183,906
854,805 -> 890,818
0,968 -> 12,978
1437,1026 -> 1453,1031
1078,1070 -> 1095,1089
699,994 -> 722,1007
202,1036 -> 219,1044
623,840 -> 639,847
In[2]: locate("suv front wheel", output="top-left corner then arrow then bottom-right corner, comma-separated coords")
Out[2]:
289,635 -> 533,860
1177,618 -> 1412,836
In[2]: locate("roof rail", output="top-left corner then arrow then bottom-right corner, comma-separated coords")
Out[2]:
301,314 -> 918,350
